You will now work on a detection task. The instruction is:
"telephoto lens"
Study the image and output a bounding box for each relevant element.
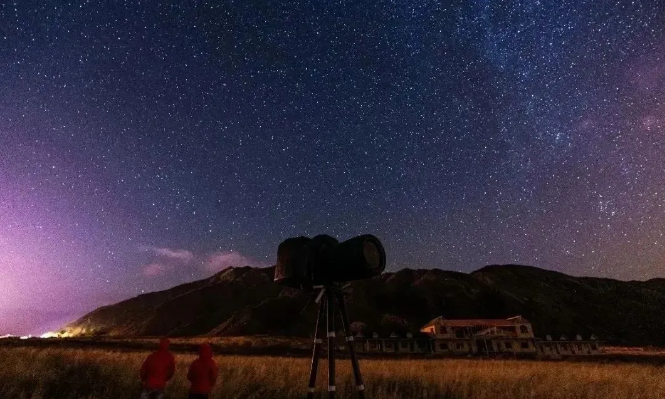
[274,234,386,288]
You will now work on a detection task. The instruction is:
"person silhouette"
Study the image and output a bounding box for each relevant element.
[140,337,176,399]
[187,343,219,399]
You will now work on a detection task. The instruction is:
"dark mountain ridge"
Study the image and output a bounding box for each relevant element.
[63,265,665,346]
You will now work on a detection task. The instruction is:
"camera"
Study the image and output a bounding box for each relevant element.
[274,234,386,288]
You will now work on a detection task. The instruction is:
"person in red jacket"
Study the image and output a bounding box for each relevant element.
[140,337,176,399]
[187,343,219,399]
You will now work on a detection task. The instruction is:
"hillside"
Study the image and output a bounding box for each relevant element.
[63,265,665,346]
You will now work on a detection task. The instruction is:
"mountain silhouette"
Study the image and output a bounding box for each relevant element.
[63,265,665,346]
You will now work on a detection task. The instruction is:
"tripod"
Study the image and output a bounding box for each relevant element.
[306,285,365,399]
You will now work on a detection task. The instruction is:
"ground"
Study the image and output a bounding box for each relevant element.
[2,339,665,399]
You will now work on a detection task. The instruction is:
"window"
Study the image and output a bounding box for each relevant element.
[520,342,529,349]
[591,343,598,350]
[456,343,464,350]
[455,329,465,338]
[438,343,446,350]
[400,342,409,349]
[504,342,511,350]
[370,342,379,350]
[520,325,529,334]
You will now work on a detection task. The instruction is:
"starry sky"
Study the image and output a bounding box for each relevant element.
[1,0,664,335]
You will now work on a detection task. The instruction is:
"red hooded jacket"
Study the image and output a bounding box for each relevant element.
[140,338,176,391]
[187,343,219,394]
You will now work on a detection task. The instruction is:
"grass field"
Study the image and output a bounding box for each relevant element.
[2,346,665,399]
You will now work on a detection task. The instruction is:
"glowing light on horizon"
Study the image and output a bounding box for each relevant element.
[40,331,70,339]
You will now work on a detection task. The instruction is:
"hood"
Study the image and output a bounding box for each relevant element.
[158,337,170,351]
[199,343,213,359]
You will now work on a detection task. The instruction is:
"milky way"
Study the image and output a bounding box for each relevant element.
[1,1,664,334]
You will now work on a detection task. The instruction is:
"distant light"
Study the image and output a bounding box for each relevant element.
[40,331,69,339]
[40,332,57,338]
[0,334,14,339]
[19,335,32,340]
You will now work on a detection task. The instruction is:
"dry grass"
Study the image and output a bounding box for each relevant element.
[1,346,665,399]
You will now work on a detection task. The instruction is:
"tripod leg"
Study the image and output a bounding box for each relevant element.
[307,293,327,399]
[335,291,366,399]
[327,290,336,398]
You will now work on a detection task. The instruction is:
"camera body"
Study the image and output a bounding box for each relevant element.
[274,234,386,288]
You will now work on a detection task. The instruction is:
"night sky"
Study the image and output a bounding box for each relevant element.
[1,1,664,335]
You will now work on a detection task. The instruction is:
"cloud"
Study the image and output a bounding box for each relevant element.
[205,251,264,272]
[140,246,194,262]
[138,245,266,277]
[142,263,165,277]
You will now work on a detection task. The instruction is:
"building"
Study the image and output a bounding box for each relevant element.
[421,315,537,355]
[535,334,602,359]
[349,315,602,358]
[351,332,431,354]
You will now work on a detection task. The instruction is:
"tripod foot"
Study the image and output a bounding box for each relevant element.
[307,290,327,399]
[335,290,367,399]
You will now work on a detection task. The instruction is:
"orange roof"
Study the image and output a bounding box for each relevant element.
[422,315,529,328]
